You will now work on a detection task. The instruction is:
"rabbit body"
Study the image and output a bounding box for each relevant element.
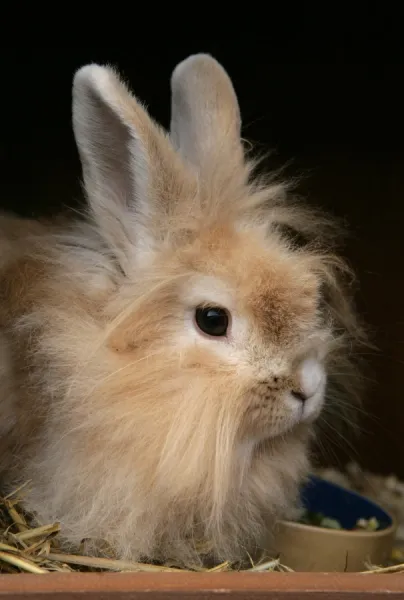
[0,55,363,566]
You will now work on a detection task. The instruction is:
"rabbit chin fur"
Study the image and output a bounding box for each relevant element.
[0,54,365,567]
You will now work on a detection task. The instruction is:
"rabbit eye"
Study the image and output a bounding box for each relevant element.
[195,306,229,337]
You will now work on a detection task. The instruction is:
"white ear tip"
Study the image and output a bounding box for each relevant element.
[74,64,105,86]
[171,53,223,84]
[73,64,118,96]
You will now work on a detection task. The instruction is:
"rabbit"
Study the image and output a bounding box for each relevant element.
[0,54,366,567]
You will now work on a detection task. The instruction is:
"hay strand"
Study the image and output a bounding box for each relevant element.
[360,563,404,575]
[15,523,60,542]
[45,553,184,572]
[0,551,48,574]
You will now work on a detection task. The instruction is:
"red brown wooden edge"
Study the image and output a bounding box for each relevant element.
[0,572,403,599]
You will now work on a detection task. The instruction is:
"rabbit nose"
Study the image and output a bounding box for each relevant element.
[290,390,307,403]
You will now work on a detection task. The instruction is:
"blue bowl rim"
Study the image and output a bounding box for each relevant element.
[280,474,397,537]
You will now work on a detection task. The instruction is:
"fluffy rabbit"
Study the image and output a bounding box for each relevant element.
[0,54,365,567]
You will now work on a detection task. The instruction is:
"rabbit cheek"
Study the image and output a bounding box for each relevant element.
[241,396,294,440]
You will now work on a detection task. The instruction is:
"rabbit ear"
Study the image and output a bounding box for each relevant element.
[170,54,244,174]
[73,64,189,273]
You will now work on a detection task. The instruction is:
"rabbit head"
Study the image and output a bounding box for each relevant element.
[72,55,333,438]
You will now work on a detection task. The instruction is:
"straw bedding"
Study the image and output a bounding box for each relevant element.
[1,464,403,575]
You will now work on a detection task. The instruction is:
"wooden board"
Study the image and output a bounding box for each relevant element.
[0,572,403,599]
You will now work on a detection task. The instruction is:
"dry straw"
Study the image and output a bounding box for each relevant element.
[0,481,402,575]
[0,483,290,575]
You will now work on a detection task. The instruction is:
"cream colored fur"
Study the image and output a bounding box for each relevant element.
[0,55,366,567]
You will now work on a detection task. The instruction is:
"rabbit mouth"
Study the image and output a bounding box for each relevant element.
[241,383,326,440]
[241,403,302,440]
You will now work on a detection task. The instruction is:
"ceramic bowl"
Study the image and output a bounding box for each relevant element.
[270,475,397,572]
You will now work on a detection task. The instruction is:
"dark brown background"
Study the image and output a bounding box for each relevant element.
[1,22,403,477]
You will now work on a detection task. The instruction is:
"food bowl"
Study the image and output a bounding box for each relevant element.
[270,475,397,572]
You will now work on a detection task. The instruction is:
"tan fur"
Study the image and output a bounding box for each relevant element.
[0,55,366,567]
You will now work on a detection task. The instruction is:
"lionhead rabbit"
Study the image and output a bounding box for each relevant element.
[0,54,364,567]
